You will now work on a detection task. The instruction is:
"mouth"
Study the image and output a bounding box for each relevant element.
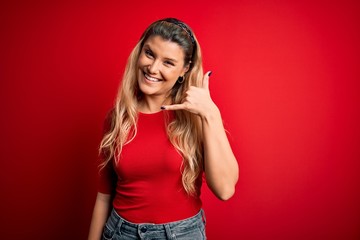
[143,72,162,82]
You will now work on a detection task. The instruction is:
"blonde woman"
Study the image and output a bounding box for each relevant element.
[88,18,238,240]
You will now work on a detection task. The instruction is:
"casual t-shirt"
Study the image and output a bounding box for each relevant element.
[98,111,202,223]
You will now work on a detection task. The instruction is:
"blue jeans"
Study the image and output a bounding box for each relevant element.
[102,209,207,240]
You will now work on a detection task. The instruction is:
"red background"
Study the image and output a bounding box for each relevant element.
[1,1,359,239]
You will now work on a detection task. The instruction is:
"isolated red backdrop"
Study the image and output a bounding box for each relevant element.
[1,1,359,239]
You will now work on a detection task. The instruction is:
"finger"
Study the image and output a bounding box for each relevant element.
[161,103,186,111]
[202,71,212,89]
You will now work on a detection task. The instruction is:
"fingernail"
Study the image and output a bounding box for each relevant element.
[208,71,212,77]
[160,106,165,110]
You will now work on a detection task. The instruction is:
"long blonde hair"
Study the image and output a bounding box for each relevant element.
[99,18,204,195]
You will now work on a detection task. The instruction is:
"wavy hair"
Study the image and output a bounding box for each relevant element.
[99,18,204,195]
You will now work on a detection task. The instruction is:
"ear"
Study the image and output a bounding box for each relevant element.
[181,62,190,76]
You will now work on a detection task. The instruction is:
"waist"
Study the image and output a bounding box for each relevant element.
[112,183,202,223]
[106,208,206,237]
[112,196,202,224]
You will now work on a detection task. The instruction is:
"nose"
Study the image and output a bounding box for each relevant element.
[148,60,161,74]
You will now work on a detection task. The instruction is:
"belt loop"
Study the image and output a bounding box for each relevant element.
[115,213,124,237]
[164,224,176,240]
[201,209,206,225]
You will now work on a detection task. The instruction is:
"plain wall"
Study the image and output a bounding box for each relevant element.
[1,0,359,239]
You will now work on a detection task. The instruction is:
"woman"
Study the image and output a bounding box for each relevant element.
[88,18,238,240]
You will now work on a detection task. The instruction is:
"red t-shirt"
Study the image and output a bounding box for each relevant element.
[98,111,202,223]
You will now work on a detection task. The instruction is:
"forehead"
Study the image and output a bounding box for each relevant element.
[143,35,185,62]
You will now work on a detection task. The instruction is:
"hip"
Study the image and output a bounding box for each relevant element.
[102,208,207,240]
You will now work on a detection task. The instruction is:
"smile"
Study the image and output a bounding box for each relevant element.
[144,72,162,82]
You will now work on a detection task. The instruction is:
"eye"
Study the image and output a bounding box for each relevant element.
[164,60,175,66]
[144,49,153,58]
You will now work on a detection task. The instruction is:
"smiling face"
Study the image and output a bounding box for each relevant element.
[137,35,189,102]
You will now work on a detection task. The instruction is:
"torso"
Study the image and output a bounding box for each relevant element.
[111,111,202,223]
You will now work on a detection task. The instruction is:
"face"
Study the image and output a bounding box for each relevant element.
[137,35,189,100]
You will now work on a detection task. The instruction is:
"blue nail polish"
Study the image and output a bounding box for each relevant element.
[208,71,212,77]
[160,106,165,110]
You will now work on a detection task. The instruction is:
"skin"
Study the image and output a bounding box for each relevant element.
[137,35,189,113]
[88,192,111,240]
[162,72,239,201]
[88,35,238,240]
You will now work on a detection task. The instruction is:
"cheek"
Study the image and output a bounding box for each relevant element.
[163,70,180,83]
[169,66,184,77]
[138,53,150,68]
[137,55,145,68]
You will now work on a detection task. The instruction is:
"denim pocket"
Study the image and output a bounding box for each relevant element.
[172,225,206,240]
[102,224,114,240]
[199,225,207,240]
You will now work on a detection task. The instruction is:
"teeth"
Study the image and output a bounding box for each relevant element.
[145,74,160,82]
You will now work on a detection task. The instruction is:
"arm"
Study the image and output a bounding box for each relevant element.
[88,192,112,240]
[201,106,238,200]
[162,71,239,200]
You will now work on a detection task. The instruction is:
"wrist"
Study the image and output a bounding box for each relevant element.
[200,105,221,122]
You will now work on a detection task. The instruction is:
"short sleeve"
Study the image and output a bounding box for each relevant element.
[97,159,117,194]
[97,109,117,194]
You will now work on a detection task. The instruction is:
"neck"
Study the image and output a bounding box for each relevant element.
[138,95,171,113]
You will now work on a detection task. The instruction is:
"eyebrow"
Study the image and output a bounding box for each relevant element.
[143,44,179,63]
[164,57,178,63]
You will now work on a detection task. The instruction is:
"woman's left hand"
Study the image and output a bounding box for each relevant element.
[161,71,218,117]
[163,70,238,200]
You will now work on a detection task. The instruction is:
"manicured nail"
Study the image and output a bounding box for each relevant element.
[160,106,165,110]
[208,71,212,77]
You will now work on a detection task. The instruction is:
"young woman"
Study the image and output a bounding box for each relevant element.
[88,18,239,240]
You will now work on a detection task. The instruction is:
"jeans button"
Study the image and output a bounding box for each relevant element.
[140,226,147,233]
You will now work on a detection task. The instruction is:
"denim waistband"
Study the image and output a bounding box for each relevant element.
[105,208,206,239]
